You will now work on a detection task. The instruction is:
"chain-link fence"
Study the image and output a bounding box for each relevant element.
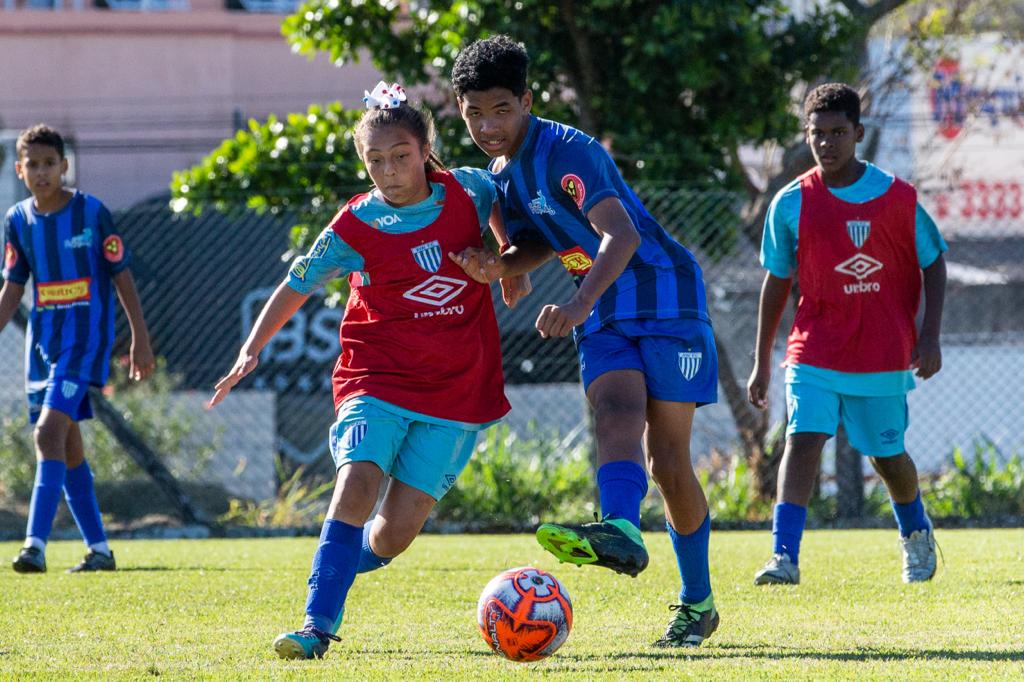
[1,186,1021,501]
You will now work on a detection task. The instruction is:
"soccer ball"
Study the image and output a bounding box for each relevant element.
[477,566,573,662]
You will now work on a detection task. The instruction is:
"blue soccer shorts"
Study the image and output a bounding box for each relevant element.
[329,398,479,501]
[577,318,718,405]
[785,381,909,457]
[28,375,93,425]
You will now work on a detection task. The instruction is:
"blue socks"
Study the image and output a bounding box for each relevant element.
[597,460,648,529]
[304,519,362,633]
[64,460,109,552]
[891,492,929,537]
[356,520,392,574]
[772,502,807,565]
[26,460,67,548]
[667,512,712,604]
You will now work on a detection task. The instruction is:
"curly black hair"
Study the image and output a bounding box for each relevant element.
[451,35,529,97]
[16,123,65,159]
[803,83,861,126]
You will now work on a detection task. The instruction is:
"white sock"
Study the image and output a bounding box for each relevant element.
[24,537,46,552]
[89,541,111,556]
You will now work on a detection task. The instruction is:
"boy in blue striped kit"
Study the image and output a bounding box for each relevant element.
[1,124,155,573]
[450,36,720,647]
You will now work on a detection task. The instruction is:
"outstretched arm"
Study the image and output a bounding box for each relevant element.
[913,253,946,379]
[487,202,533,309]
[208,280,309,407]
[0,281,25,334]
[747,272,792,409]
[112,269,156,382]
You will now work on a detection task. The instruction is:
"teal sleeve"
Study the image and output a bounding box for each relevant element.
[287,227,364,294]
[915,202,948,268]
[450,167,497,230]
[760,182,801,279]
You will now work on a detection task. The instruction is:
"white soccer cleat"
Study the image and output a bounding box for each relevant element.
[753,552,800,585]
[900,522,937,583]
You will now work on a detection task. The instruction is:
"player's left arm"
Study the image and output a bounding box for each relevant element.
[112,269,155,382]
[912,202,947,379]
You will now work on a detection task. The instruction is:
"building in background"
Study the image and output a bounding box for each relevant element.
[0,0,379,210]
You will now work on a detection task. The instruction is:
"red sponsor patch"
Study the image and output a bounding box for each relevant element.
[102,235,124,263]
[557,246,593,276]
[4,243,16,270]
[560,174,586,210]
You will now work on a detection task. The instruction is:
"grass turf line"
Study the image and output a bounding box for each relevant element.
[1,529,1022,680]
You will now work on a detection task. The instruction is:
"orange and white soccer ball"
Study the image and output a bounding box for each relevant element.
[477,566,573,662]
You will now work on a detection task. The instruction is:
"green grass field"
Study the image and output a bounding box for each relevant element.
[2,529,1022,680]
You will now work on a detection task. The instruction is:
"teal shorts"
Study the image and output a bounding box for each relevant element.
[329,398,479,500]
[785,382,908,457]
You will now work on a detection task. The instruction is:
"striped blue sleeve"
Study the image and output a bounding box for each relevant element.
[449,167,497,231]
[2,209,30,284]
[915,202,947,268]
[287,227,363,295]
[97,203,132,274]
[760,181,801,279]
[547,137,618,215]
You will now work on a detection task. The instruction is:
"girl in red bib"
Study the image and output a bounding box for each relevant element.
[209,82,520,660]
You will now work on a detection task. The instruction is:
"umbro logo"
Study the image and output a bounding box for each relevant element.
[880,428,899,443]
[835,253,883,280]
[403,275,467,307]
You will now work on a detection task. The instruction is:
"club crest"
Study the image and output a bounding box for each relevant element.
[847,220,871,248]
[61,380,79,400]
[411,240,443,273]
[678,351,702,381]
[344,421,367,450]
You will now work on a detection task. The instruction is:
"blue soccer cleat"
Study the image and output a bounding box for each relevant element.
[273,626,340,660]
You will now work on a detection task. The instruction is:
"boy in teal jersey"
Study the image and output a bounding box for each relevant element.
[748,83,947,585]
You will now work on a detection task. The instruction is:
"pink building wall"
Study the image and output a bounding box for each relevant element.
[0,4,380,208]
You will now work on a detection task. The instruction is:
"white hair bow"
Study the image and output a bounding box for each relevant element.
[362,81,407,110]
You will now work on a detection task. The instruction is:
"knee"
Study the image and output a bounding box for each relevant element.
[592,398,646,444]
[647,455,691,496]
[33,423,65,458]
[368,522,416,558]
[870,453,912,477]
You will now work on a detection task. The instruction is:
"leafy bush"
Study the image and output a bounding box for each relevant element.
[432,425,594,531]
[924,440,1024,518]
[218,462,333,528]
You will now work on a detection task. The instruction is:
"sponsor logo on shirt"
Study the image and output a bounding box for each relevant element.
[64,228,93,250]
[403,275,467,307]
[4,243,16,269]
[378,213,402,227]
[290,261,310,281]
[560,174,586,210]
[309,231,333,259]
[557,246,593,276]
[846,220,871,248]
[36,277,91,307]
[528,190,557,216]
[411,240,443,273]
[835,253,883,294]
[102,235,124,263]
[678,351,702,381]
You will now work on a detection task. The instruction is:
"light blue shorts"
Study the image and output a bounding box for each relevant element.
[28,375,93,425]
[577,318,718,405]
[786,382,908,457]
[329,398,479,500]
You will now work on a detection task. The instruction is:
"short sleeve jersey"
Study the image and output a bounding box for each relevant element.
[3,191,130,387]
[760,162,948,395]
[490,116,710,339]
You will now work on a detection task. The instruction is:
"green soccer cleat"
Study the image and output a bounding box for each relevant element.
[753,552,800,586]
[273,626,341,660]
[652,596,720,648]
[66,550,116,573]
[12,546,46,574]
[536,516,649,577]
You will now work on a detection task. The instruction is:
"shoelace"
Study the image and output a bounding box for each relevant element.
[666,602,702,635]
[297,626,340,644]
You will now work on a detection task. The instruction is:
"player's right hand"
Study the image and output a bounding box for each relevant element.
[747,365,771,410]
[207,351,259,409]
[449,247,503,284]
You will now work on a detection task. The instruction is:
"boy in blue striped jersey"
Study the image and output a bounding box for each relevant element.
[1,124,155,574]
[449,36,720,647]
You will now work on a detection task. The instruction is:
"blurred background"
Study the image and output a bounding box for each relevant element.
[1,0,1021,534]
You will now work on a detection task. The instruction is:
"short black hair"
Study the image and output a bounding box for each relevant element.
[451,35,529,98]
[16,123,65,159]
[803,83,861,127]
